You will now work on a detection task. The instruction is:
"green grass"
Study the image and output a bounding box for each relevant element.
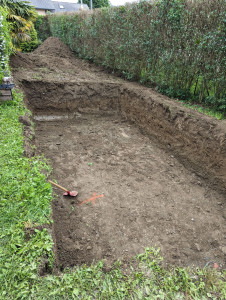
[0,91,53,298]
[0,90,225,299]
[180,102,225,120]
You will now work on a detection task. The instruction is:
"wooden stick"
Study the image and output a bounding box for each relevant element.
[48,180,68,192]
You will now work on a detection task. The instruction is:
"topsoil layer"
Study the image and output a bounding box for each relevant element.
[11,38,226,269]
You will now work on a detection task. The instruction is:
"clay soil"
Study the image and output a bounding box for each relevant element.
[11,38,226,269]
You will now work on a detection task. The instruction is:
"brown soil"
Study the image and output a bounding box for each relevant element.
[11,38,226,269]
[19,114,35,158]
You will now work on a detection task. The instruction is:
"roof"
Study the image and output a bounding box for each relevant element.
[51,1,89,13]
[26,0,55,10]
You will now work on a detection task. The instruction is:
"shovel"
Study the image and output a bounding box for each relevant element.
[48,180,78,197]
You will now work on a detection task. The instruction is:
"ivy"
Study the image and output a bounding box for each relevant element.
[0,6,11,83]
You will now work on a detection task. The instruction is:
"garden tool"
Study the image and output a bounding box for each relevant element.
[48,180,78,197]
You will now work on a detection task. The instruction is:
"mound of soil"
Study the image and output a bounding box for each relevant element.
[11,51,33,69]
[11,37,108,81]
[34,37,75,58]
[11,38,226,270]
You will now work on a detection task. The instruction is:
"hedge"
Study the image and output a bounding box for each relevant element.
[34,15,51,42]
[48,0,225,113]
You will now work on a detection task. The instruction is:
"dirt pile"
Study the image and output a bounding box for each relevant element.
[11,37,110,82]
[34,37,74,58]
[11,51,33,69]
[11,38,226,269]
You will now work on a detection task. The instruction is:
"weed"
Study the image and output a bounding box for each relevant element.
[32,73,42,80]
[181,102,225,120]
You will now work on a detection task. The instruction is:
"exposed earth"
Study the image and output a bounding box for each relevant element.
[11,38,226,269]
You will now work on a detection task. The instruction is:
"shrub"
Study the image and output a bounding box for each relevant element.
[48,0,226,113]
[19,23,39,52]
[34,15,51,42]
[0,0,37,50]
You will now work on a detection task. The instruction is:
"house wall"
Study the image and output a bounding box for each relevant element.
[36,9,47,15]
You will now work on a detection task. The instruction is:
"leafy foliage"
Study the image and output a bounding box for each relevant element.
[0,6,12,83]
[0,0,38,50]
[19,23,39,52]
[48,0,226,113]
[34,15,51,42]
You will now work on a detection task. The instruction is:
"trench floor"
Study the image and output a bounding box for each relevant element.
[35,113,226,268]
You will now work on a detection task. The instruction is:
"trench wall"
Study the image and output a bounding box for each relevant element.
[21,78,226,193]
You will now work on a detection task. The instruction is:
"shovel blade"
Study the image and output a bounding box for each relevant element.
[63,191,78,197]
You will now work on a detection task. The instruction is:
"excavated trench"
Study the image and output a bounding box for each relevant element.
[11,38,226,269]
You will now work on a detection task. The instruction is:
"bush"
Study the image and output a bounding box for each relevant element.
[1,0,38,51]
[19,24,39,52]
[34,15,51,42]
[48,0,226,113]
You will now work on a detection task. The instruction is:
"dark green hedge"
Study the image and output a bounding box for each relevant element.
[48,0,225,112]
[34,15,51,42]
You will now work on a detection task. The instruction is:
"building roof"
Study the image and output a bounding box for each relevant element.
[16,0,89,13]
[26,0,55,10]
[51,1,89,13]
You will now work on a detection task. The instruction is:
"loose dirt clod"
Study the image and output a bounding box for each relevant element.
[11,38,226,269]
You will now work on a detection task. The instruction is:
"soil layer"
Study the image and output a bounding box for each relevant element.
[11,38,226,269]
